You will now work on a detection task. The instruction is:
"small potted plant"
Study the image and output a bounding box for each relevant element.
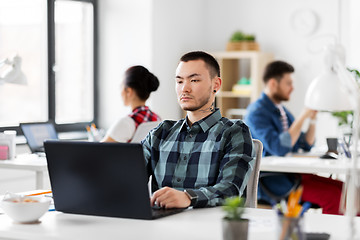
[226,30,259,51]
[222,197,249,240]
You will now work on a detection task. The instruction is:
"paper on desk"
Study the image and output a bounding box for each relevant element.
[263,157,318,165]
[243,213,277,232]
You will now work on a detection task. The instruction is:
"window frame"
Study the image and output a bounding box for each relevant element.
[0,0,98,134]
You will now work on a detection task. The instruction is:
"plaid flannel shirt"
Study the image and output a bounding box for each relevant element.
[142,109,254,208]
[129,106,161,128]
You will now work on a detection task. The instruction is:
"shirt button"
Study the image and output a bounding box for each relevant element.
[177,178,181,182]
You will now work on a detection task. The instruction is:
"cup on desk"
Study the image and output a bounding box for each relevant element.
[278,215,305,240]
[326,138,338,153]
[320,138,339,159]
[0,130,16,160]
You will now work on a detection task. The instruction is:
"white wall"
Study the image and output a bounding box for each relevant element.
[98,0,206,126]
[98,0,152,129]
[204,0,343,145]
[347,0,360,69]
[150,0,206,120]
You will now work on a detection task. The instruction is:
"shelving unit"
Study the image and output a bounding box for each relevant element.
[212,51,274,119]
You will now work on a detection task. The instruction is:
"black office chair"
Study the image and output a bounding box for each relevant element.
[258,173,320,209]
[258,172,301,203]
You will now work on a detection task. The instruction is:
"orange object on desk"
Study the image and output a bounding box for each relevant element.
[26,191,52,196]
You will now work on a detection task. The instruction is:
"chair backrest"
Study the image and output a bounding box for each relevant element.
[130,121,161,143]
[244,139,263,208]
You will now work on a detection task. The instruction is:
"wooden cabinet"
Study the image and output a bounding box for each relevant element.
[212,51,274,118]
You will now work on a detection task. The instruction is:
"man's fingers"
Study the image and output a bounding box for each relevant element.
[163,199,178,209]
[150,187,169,206]
[150,190,161,206]
[155,191,171,207]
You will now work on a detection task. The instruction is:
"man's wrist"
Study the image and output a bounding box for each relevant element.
[184,189,198,207]
[309,118,317,125]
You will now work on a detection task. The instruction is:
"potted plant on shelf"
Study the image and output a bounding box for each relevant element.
[222,197,249,240]
[226,30,259,51]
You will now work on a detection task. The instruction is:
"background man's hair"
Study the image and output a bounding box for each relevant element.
[180,51,220,78]
[263,60,294,83]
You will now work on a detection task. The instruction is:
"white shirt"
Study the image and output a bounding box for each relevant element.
[105,116,136,142]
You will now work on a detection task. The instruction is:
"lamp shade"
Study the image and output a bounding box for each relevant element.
[304,70,353,111]
[0,55,27,85]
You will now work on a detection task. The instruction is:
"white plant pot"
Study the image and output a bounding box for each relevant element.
[222,218,249,240]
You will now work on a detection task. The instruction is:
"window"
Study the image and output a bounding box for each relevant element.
[0,0,48,126]
[0,0,97,133]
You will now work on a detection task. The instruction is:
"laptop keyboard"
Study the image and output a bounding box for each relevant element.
[151,206,185,219]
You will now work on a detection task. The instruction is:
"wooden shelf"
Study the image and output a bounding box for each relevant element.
[226,108,247,119]
[216,91,251,98]
[212,51,274,119]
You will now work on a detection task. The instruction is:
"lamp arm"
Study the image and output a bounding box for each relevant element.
[336,60,360,239]
[0,55,22,83]
[0,58,9,67]
[336,60,360,109]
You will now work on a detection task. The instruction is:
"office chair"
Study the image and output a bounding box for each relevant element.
[244,139,263,208]
[130,121,161,143]
[258,172,301,203]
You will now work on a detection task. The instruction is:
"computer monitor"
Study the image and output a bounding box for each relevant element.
[20,122,58,153]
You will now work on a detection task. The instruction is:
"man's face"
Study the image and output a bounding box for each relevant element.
[273,73,294,102]
[175,60,215,111]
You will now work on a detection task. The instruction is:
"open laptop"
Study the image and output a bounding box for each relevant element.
[44,140,185,220]
[20,122,58,153]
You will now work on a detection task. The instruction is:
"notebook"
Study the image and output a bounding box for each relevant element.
[20,122,58,153]
[44,140,185,220]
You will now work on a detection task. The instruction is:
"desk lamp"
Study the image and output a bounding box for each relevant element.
[0,55,27,85]
[305,44,360,240]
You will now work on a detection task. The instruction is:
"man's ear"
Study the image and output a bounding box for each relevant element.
[213,77,222,92]
[267,78,278,90]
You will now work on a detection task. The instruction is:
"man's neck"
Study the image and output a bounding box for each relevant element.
[264,90,281,105]
[186,103,215,127]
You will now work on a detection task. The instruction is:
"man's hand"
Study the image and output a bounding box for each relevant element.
[302,108,317,119]
[150,186,191,209]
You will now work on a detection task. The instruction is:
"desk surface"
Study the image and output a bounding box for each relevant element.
[260,156,351,175]
[0,154,47,171]
[3,154,349,175]
[0,207,357,240]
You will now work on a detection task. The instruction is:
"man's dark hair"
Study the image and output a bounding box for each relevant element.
[180,51,220,78]
[263,61,294,84]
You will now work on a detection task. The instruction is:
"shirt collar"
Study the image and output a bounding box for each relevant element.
[132,105,148,113]
[260,92,280,115]
[180,108,222,132]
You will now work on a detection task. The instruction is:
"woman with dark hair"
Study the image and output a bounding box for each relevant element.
[102,65,161,142]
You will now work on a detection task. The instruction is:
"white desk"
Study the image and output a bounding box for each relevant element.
[0,154,47,189]
[0,207,357,240]
[260,156,350,175]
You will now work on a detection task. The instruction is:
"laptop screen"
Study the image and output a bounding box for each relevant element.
[44,141,154,219]
[21,122,58,153]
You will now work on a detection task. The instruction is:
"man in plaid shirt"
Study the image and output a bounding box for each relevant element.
[142,51,254,208]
